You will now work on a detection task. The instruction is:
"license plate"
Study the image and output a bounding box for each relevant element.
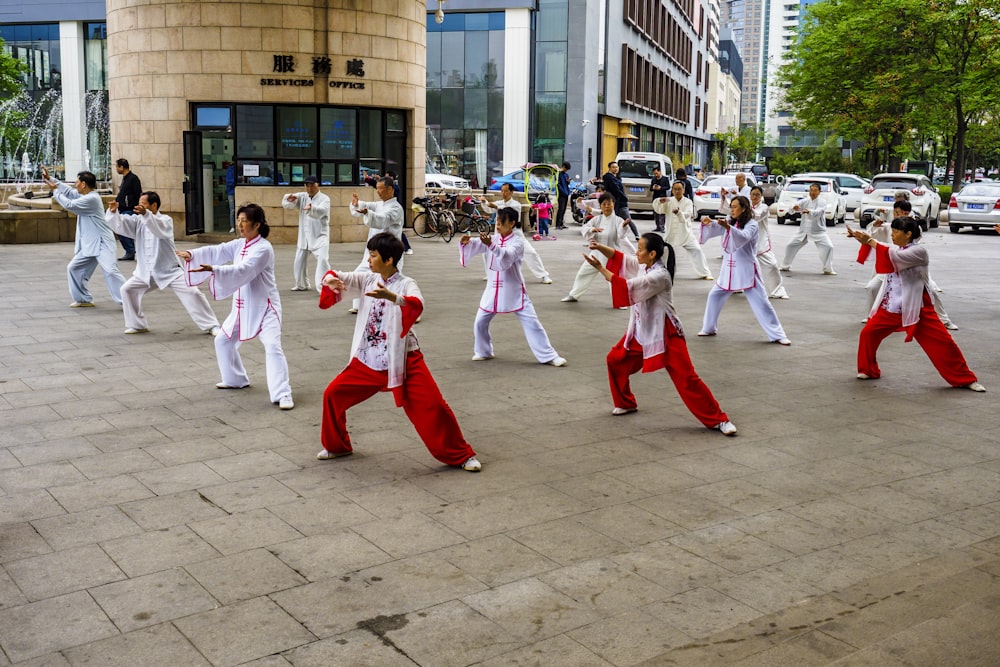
[711,193,719,199]
[883,196,894,202]
[966,203,985,210]
[628,186,644,193]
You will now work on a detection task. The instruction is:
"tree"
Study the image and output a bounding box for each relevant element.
[717,125,769,165]
[0,39,27,154]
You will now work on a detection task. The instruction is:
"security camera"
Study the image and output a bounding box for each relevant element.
[581,119,590,127]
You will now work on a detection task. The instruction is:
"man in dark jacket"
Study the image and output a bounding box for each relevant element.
[556,161,571,230]
[114,158,142,260]
[601,162,638,240]
[649,167,671,232]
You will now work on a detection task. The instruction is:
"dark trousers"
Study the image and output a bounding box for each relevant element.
[556,194,568,228]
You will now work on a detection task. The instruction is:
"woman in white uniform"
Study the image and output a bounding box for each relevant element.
[178,203,294,410]
[749,185,788,299]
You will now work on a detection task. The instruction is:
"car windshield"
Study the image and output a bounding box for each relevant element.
[958,184,1000,196]
[871,178,922,190]
[617,160,659,179]
[702,176,741,188]
[785,181,831,192]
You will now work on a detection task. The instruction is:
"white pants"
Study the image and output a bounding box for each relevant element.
[292,243,330,292]
[756,250,788,298]
[483,238,550,282]
[215,310,292,403]
[121,274,220,332]
[782,228,834,272]
[701,282,787,341]
[567,259,608,300]
[67,250,126,304]
[473,300,560,363]
[674,236,712,278]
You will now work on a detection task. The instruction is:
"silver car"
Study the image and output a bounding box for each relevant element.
[692,174,758,218]
[947,183,1000,233]
[795,172,870,212]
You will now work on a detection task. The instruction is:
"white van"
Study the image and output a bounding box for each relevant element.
[613,152,674,213]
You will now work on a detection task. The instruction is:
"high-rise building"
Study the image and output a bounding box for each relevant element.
[720,0,768,128]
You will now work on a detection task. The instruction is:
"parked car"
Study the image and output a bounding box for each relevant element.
[775,177,848,226]
[488,169,526,191]
[794,172,870,211]
[857,173,941,230]
[946,182,1000,233]
[692,173,758,218]
[615,152,674,213]
[425,163,469,191]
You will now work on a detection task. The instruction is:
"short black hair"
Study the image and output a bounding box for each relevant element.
[496,206,521,229]
[750,185,763,195]
[598,192,615,204]
[562,161,571,169]
[893,200,912,214]
[140,191,160,208]
[77,171,97,189]
[116,158,129,169]
[367,232,404,266]
[890,216,921,240]
[500,182,515,193]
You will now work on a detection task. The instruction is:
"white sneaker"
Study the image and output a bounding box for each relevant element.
[317,449,351,460]
[471,355,494,361]
[944,322,959,331]
[278,396,294,410]
[857,373,872,380]
[540,277,553,284]
[965,382,986,392]
[291,286,309,291]
[69,301,95,308]
[774,338,791,346]
[823,270,838,276]
[123,328,149,334]
[716,421,738,436]
[702,275,715,280]
[462,456,482,472]
[779,266,791,272]
[209,326,221,336]
[560,295,577,302]
[229,227,235,234]
[547,357,567,367]
[216,382,249,389]
[348,307,359,314]
[405,249,414,255]
[611,407,637,416]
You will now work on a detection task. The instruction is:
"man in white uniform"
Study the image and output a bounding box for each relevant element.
[348,176,404,313]
[108,192,220,335]
[658,181,713,280]
[749,185,788,298]
[780,182,836,274]
[485,183,553,284]
[561,193,636,302]
[283,175,331,292]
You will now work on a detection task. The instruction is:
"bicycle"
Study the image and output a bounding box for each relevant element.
[453,196,493,235]
[411,195,458,242]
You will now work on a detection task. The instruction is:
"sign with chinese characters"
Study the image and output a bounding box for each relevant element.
[260,55,367,89]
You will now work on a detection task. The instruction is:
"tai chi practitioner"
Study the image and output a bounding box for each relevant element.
[485,183,553,284]
[561,193,636,302]
[348,176,404,313]
[698,196,791,345]
[847,218,983,391]
[780,182,835,274]
[178,203,294,410]
[283,175,331,292]
[108,192,220,335]
[860,201,957,329]
[42,168,126,307]
[583,232,738,435]
[459,207,567,366]
[749,185,788,299]
[657,181,713,280]
[316,232,481,471]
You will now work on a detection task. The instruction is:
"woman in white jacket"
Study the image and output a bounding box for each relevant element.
[847,217,983,391]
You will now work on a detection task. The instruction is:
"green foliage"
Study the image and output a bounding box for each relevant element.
[0,39,27,152]
[937,185,952,201]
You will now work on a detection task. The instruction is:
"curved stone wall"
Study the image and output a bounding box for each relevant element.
[106,0,427,242]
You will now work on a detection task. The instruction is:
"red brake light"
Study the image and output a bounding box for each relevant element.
[994,199,1000,210]
[695,188,711,196]
[949,196,957,208]
[491,179,496,185]
[911,187,925,196]
[863,185,874,194]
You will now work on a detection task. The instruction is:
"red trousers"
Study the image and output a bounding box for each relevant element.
[321,351,475,466]
[606,322,728,428]
[858,298,977,386]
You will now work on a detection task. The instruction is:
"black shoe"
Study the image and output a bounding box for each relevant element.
[118,255,134,261]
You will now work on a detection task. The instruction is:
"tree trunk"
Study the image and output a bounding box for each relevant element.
[952,99,967,190]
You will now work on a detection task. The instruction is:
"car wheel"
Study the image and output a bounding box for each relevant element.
[777,216,785,225]
[929,207,939,228]
[949,223,960,234]
[826,217,835,227]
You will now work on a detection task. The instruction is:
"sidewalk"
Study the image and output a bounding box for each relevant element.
[0,217,998,665]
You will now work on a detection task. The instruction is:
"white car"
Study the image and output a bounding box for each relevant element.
[857,173,941,230]
[775,178,847,226]
[692,173,759,218]
[794,172,870,211]
[425,165,469,191]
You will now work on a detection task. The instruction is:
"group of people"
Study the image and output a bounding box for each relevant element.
[52,161,987,478]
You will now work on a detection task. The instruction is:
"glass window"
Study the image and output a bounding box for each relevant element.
[360,159,383,184]
[195,106,232,129]
[426,89,441,127]
[426,32,442,88]
[535,0,568,41]
[358,109,382,159]
[321,161,355,185]
[277,106,317,159]
[487,89,504,128]
[535,42,566,93]
[83,22,107,90]
[387,111,405,133]
[487,30,504,88]
[236,106,274,157]
[440,32,465,86]
[464,88,487,128]
[441,89,463,128]
[237,159,277,185]
[464,31,488,88]
[277,160,314,184]
[319,108,356,159]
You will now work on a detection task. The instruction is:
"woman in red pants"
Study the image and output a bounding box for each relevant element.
[847,218,984,391]
[583,233,737,435]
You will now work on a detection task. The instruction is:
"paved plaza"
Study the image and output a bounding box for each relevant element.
[1,215,999,666]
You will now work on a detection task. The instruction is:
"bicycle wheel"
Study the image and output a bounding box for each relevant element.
[472,217,492,235]
[452,212,473,235]
[439,211,457,242]
[412,212,438,238]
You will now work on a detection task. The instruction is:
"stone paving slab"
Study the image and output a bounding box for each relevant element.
[1,217,999,664]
